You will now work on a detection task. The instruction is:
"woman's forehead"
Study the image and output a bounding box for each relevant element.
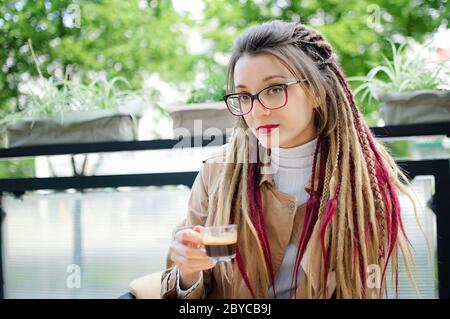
[234,54,291,87]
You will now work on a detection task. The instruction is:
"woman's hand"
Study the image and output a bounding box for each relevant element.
[170,225,216,289]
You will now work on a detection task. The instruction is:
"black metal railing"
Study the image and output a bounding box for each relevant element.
[0,122,449,299]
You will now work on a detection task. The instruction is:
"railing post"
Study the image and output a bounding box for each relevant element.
[0,192,4,299]
[435,160,450,299]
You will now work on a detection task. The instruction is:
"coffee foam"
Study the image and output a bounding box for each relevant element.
[202,233,237,245]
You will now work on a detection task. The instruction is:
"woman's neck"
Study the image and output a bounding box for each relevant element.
[270,137,318,169]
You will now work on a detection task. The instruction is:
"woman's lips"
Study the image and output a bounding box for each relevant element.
[256,124,280,135]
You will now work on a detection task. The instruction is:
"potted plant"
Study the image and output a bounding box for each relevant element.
[1,77,146,148]
[0,41,145,148]
[351,40,450,125]
[165,64,235,137]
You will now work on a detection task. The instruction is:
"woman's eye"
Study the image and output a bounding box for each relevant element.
[240,95,251,103]
[268,86,283,95]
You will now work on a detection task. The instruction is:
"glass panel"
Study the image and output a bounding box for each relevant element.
[3,176,438,298]
[4,188,189,298]
[386,176,438,298]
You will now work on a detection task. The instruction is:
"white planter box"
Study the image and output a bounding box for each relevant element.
[6,104,142,147]
[165,101,235,137]
[378,90,450,125]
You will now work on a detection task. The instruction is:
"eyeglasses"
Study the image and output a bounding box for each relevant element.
[223,79,307,116]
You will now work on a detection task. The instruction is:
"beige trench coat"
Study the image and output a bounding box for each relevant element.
[129,144,336,299]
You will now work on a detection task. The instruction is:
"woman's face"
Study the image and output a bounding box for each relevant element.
[233,53,317,148]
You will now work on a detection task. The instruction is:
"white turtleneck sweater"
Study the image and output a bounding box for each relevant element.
[270,137,317,204]
[177,137,318,298]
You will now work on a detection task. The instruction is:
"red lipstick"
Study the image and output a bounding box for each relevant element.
[257,124,280,134]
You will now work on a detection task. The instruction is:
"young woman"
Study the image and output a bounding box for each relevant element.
[151,20,419,299]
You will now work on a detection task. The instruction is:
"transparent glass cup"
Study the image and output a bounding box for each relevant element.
[200,224,238,262]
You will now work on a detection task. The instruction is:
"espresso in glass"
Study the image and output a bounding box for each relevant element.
[201,225,238,262]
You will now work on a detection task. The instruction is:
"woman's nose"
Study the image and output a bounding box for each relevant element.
[251,98,271,118]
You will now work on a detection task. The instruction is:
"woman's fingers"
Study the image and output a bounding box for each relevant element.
[170,253,216,277]
[193,225,203,233]
[170,241,207,260]
[170,226,217,275]
[175,228,203,246]
[171,254,215,269]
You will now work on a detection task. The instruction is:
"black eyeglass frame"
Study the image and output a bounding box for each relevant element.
[223,78,308,116]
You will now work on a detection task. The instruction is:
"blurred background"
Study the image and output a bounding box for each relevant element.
[0,0,449,298]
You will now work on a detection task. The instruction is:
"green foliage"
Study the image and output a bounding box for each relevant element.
[0,39,146,131]
[383,140,412,158]
[0,159,35,178]
[186,64,227,103]
[350,40,450,104]
[1,0,448,124]
[198,0,448,119]
[0,0,199,113]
